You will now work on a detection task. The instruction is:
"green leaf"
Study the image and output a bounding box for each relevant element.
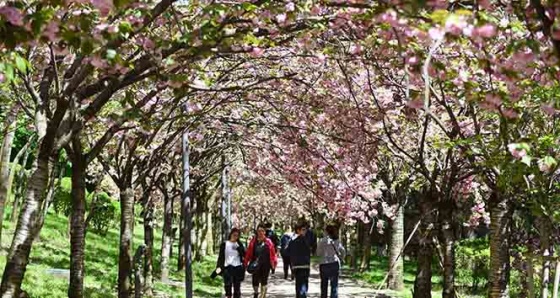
[543,156,557,167]
[521,156,532,166]
[15,56,27,74]
[106,49,117,60]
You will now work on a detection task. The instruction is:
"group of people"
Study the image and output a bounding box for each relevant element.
[212,220,346,298]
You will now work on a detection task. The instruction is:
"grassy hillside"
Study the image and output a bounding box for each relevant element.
[0,208,221,298]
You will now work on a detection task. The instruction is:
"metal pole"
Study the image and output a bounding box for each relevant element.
[182,128,192,298]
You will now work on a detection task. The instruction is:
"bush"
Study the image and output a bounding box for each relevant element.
[88,192,119,235]
[455,237,490,292]
[53,177,72,216]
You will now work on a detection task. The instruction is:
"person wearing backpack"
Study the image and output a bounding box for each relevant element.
[280,227,295,280]
[317,224,346,298]
[244,223,278,298]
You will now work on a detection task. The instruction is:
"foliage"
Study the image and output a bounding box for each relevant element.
[87,192,119,236]
[52,177,73,216]
[455,238,490,292]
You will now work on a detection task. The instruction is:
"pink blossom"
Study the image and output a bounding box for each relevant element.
[475,24,496,38]
[316,53,327,62]
[276,13,287,24]
[507,144,526,159]
[91,0,113,16]
[406,99,423,109]
[0,6,24,26]
[250,47,264,57]
[90,56,106,68]
[285,2,295,12]
[43,21,60,42]
[428,27,445,40]
[142,37,155,50]
[349,44,362,55]
[0,73,4,83]
[502,108,518,119]
[107,25,119,33]
[407,56,419,65]
[541,104,558,116]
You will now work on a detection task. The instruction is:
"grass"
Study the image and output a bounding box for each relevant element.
[350,255,484,298]
[0,207,222,298]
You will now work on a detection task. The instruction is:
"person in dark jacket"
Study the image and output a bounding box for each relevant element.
[245,224,278,298]
[280,228,295,280]
[304,222,317,255]
[264,222,280,274]
[286,222,311,298]
[214,228,245,298]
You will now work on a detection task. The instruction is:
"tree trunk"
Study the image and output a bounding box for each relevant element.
[540,218,552,298]
[11,140,32,224]
[142,192,154,296]
[118,187,135,298]
[440,201,456,298]
[414,192,435,298]
[552,261,560,298]
[133,245,146,298]
[68,137,87,298]
[360,222,372,272]
[0,109,18,246]
[0,155,52,298]
[160,188,172,282]
[388,204,404,291]
[488,192,511,298]
[205,208,214,256]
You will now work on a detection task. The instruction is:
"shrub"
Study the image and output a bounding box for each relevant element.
[52,177,72,216]
[455,237,490,292]
[87,192,119,235]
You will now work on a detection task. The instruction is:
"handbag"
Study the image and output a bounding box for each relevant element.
[247,241,261,274]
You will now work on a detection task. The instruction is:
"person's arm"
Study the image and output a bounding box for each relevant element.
[268,239,278,268]
[238,241,246,265]
[244,240,254,267]
[216,243,225,272]
[337,241,346,259]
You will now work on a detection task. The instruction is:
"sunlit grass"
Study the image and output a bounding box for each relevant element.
[0,207,221,297]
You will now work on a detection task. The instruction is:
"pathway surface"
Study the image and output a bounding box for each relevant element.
[240,258,396,298]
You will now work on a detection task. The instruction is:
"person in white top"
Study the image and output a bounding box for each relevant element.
[215,228,246,298]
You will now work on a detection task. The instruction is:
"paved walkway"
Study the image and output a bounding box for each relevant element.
[240,258,395,298]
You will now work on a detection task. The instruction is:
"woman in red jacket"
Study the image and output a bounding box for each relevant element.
[244,223,278,298]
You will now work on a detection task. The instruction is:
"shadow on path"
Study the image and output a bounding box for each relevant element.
[239,258,398,298]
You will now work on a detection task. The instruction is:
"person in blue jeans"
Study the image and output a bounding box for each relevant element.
[286,222,311,298]
[317,224,346,298]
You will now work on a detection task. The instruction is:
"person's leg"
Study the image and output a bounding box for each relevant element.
[233,281,241,298]
[294,269,302,298]
[224,267,233,298]
[252,271,260,298]
[261,266,270,298]
[283,255,290,279]
[320,265,328,298]
[327,263,340,298]
[302,268,310,298]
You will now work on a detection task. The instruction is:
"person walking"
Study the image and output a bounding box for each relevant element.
[264,222,280,274]
[280,228,295,280]
[287,222,311,298]
[213,228,246,298]
[245,223,278,298]
[317,224,346,298]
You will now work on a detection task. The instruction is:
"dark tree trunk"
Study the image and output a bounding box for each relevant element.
[142,191,154,296]
[118,187,135,298]
[414,192,435,298]
[160,188,172,281]
[133,245,146,298]
[360,222,372,272]
[440,200,456,298]
[488,192,511,298]
[0,154,52,298]
[0,108,18,246]
[388,204,404,291]
[68,136,87,298]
